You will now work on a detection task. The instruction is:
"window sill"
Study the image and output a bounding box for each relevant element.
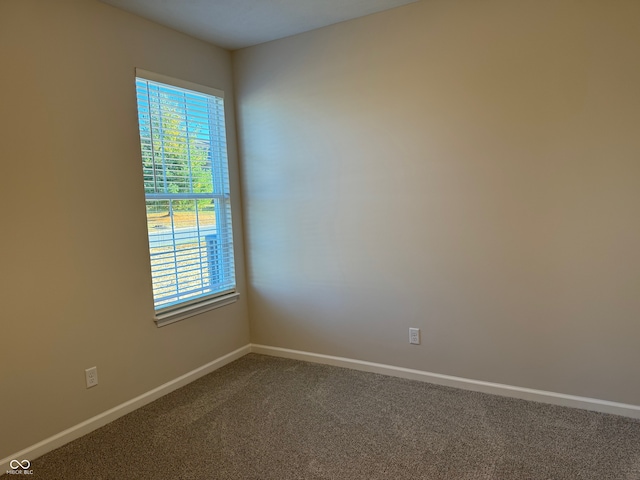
[154,292,240,327]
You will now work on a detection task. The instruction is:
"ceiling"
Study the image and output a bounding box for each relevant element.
[100,0,420,50]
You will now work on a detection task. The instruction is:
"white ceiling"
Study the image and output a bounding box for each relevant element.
[100,0,420,50]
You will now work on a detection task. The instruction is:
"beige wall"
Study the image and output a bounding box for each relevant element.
[234,0,640,405]
[0,0,249,458]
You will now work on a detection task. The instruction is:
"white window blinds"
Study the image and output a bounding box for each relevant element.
[135,71,236,318]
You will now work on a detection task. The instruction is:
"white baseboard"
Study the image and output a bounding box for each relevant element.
[0,344,251,473]
[250,344,640,419]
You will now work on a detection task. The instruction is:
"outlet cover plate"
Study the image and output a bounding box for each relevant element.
[409,328,420,345]
[85,367,98,388]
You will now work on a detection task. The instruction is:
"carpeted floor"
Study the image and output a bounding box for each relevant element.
[10,354,640,479]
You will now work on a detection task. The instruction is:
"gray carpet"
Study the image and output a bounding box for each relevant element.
[10,354,640,479]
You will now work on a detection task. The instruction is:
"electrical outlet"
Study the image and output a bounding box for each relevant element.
[409,328,421,345]
[85,367,98,388]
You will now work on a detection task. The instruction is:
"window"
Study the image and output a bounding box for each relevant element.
[135,69,237,326]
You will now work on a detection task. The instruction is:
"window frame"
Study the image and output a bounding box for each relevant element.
[135,68,238,327]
